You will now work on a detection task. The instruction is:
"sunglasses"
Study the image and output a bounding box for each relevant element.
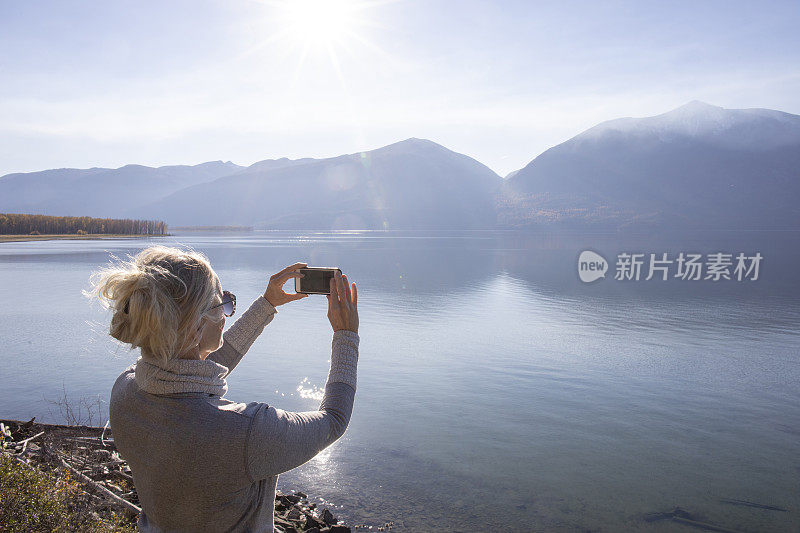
[208,290,236,317]
[122,290,237,317]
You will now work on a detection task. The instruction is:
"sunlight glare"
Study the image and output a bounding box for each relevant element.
[281,0,360,46]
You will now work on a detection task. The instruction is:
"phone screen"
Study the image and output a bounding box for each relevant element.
[298,268,339,294]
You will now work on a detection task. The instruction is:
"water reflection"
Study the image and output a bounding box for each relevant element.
[296,377,324,401]
[1,230,798,531]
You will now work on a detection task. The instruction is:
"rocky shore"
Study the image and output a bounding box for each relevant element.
[1,418,389,533]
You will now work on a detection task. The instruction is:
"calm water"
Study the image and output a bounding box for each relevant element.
[1,231,798,532]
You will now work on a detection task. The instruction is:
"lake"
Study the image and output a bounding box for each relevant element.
[1,230,798,532]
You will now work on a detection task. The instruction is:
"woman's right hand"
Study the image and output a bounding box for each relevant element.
[327,270,358,334]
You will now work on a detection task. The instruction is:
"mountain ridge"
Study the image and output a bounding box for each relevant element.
[133,137,503,230]
[0,160,244,219]
[2,102,798,233]
[502,101,800,232]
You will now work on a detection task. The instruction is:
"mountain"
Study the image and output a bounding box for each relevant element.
[0,161,243,219]
[134,138,503,230]
[500,101,800,232]
[4,102,798,233]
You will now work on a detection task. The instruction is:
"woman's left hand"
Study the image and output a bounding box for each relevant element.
[264,262,309,307]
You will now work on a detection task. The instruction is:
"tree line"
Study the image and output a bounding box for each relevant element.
[0,213,168,235]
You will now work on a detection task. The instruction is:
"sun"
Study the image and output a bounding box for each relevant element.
[249,0,389,87]
[280,0,360,47]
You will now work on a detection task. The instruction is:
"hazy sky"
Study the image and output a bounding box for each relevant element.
[1,0,799,177]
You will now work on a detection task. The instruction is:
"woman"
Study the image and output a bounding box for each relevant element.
[90,245,359,532]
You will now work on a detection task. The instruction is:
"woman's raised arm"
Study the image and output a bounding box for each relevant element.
[245,270,360,478]
[245,330,358,478]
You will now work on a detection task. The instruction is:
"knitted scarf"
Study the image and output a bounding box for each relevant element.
[134,356,229,397]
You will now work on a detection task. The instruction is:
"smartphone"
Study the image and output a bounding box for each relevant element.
[295,267,342,295]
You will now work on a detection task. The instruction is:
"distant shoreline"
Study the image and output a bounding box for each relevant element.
[0,234,171,243]
[168,225,253,231]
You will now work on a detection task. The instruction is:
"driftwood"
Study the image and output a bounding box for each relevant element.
[719,498,789,512]
[2,448,33,469]
[18,430,44,453]
[101,420,111,447]
[1,417,141,522]
[58,455,141,517]
[670,517,742,533]
[643,506,744,533]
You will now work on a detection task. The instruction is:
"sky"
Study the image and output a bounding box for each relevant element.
[1,0,799,177]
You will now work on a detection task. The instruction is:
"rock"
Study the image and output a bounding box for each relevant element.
[275,516,294,526]
[276,522,299,533]
[672,507,693,519]
[643,506,698,523]
[303,515,324,530]
[270,491,350,531]
[320,508,336,525]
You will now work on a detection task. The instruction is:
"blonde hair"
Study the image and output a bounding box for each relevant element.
[85,245,220,364]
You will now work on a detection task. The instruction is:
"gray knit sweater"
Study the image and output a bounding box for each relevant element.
[109,295,359,533]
